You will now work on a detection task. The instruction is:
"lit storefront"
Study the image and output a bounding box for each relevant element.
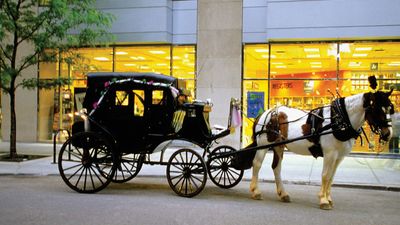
[243,41,400,154]
[38,45,196,141]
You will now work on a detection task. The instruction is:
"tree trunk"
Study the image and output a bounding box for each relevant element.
[9,89,17,159]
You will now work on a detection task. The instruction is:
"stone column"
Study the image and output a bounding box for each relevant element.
[197,0,243,148]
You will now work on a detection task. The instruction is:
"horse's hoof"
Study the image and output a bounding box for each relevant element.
[281,195,291,203]
[251,193,263,200]
[320,203,333,210]
[329,200,334,208]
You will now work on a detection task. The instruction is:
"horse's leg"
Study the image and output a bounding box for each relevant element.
[319,152,338,210]
[272,146,290,202]
[250,149,267,200]
[325,156,344,207]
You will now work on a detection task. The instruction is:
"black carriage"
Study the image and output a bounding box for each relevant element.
[58,72,244,197]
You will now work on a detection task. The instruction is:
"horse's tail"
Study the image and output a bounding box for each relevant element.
[230,114,263,170]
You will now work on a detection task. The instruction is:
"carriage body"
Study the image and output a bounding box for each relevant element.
[73,72,212,153]
[60,72,243,197]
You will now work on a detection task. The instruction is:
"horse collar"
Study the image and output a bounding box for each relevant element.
[331,98,361,142]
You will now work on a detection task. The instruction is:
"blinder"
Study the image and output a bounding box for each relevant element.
[364,91,394,141]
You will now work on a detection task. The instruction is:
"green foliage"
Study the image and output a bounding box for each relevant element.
[0,0,115,91]
[21,77,71,90]
[0,0,114,157]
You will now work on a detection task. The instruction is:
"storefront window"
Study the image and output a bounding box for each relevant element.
[243,44,268,79]
[242,41,400,154]
[114,46,171,75]
[172,46,196,100]
[242,44,269,146]
[270,43,338,110]
[38,51,59,141]
[270,43,337,79]
[338,42,400,153]
[242,80,268,146]
[38,45,196,141]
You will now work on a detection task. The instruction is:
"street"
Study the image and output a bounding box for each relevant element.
[0,175,399,225]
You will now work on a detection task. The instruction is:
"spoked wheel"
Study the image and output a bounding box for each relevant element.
[58,132,116,193]
[112,153,143,183]
[207,145,244,189]
[166,149,207,198]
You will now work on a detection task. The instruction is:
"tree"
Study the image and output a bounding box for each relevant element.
[0,0,114,159]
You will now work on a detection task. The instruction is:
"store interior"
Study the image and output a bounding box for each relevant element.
[37,41,400,154]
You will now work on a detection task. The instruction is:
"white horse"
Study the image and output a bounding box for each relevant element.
[249,90,394,210]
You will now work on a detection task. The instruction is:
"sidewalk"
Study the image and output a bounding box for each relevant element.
[0,142,399,191]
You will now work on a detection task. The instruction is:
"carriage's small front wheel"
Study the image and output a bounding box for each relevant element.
[58,132,116,193]
[111,153,144,183]
[207,145,244,189]
[166,149,207,197]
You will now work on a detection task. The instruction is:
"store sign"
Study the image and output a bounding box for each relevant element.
[247,92,264,118]
[272,83,293,89]
[370,63,378,71]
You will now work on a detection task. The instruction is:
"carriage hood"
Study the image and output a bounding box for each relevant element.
[83,72,178,113]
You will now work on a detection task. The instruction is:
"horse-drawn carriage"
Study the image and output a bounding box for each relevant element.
[58,72,244,197]
[59,73,394,209]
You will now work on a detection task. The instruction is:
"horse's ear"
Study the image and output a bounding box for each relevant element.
[368,75,378,90]
[386,88,394,96]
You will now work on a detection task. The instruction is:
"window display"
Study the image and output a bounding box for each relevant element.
[243,41,400,154]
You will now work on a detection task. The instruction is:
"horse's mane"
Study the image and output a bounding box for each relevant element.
[344,93,365,114]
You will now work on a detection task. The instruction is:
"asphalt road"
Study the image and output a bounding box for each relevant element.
[0,175,399,225]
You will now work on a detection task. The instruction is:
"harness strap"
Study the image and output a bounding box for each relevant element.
[331,98,361,141]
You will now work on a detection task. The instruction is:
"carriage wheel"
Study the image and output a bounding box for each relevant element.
[58,132,116,193]
[111,153,143,183]
[207,145,244,189]
[166,149,207,198]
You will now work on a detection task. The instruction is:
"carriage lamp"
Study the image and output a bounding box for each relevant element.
[63,89,72,100]
[80,108,88,115]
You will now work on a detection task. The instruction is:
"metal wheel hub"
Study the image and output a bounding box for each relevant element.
[183,167,192,178]
[221,162,229,171]
[82,156,93,167]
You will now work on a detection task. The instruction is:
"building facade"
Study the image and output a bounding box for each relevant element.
[1,0,400,154]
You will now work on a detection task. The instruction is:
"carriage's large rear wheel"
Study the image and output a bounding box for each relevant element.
[112,153,143,183]
[58,132,116,193]
[166,149,207,197]
[207,145,244,189]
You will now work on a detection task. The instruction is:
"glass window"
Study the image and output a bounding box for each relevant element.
[242,80,268,147]
[242,42,400,154]
[115,91,129,106]
[38,58,59,141]
[243,44,268,79]
[172,46,195,79]
[172,45,196,100]
[270,43,337,79]
[114,46,171,75]
[38,45,197,141]
[152,90,164,105]
[338,42,400,154]
[61,47,113,79]
[269,43,338,111]
[133,90,145,117]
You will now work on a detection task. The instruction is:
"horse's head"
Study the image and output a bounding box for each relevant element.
[363,89,395,142]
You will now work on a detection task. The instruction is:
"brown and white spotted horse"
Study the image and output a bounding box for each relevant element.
[249,90,394,210]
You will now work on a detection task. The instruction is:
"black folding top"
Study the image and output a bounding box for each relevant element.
[83,72,177,112]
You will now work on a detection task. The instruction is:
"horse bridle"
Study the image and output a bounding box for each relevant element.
[364,92,394,141]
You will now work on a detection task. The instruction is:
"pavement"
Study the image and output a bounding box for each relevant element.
[0,141,399,191]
